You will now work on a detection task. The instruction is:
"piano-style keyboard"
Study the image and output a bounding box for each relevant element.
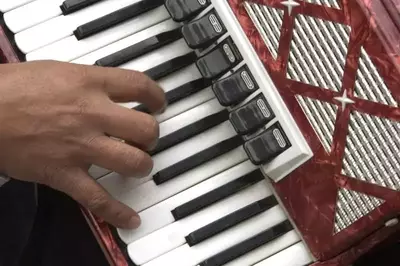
[1,0,315,265]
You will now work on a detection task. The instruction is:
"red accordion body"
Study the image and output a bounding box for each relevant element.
[2,0,400,265]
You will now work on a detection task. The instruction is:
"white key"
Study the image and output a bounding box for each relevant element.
[142,206,288,266]
[70,18,179,64]
[127,180,271,265]
[102,146,247,217]
[15,0,155,54]
[155,86,215,123]
[98,98,226,190]
[89,87,214,180]
[91,65,214,180]
[152,65,214,123]
[119,38,191,72]
[254,242,313,266]
[88,164,110,179]
[4,0,64,33]
[27,9,172,61]
[0,0,34,13]
[158,99,224,138]
[99,118,236,192]
[120,64,214,123]
[224,231,300,266]
[118,160,258,244]
[99,122,238,206]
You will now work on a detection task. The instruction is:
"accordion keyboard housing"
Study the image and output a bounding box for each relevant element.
[1,0,400,265]
[209,0,313,182]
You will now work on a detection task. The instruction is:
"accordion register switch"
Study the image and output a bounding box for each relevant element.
[165,0,211,22]
[196,37,242,79]
[229,93,276,135]
[181,8,227,49]
[244,123,292,165]
[212,65,259,106]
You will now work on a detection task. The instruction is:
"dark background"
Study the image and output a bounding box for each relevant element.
[0,180,399,266]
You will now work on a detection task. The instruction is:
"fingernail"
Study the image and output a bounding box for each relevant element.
[128,215,141,229]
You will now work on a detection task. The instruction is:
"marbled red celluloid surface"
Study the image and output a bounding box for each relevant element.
[1,0,400,265]
[228,0,400,264]
[0,26,19,63]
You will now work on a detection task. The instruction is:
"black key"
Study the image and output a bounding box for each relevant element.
[133,104,150,114]
[198,220,293,266]
[186,196,278,246]
[230,93,275,135]
[212,65,258,106]
[74,0,164,40]
[150,109,229,156]
[165,0,211,22]
[196,37,242,79]
[244,123,291,165]
[134,78,212,114]
[95,28,183,67]
[163,78,211,106]
[153,135,243,185]
[145,52,197,81]
[171,169,264,220]
[181,9,227,49]
[60,0,102,15]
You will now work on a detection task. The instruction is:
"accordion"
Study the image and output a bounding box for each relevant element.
[1,0,400,265]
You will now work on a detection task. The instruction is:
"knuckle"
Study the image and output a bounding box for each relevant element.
[143,115,159,142]
[137,78,150,96]
[123,70,140,85]
[84,134,101,149]
[129,149,153,176]
[76,66,91,84]
[75,97,92,116]
[69,65,95,89]
[143,74,155,89]
[132,71,151,94]
[86,193,109,212]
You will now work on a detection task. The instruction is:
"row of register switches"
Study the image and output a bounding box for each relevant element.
[156,0,294,170]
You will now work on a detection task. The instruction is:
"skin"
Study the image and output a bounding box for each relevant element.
[0,60,166,230]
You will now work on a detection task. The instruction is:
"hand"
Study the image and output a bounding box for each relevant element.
[0,60,166,229]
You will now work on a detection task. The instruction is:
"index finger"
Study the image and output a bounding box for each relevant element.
[82,64,166,114]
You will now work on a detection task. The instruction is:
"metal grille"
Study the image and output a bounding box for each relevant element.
[287,13,350,92]
[244,2,283,59]
[334,188,384,233]
[295,96,337,152]
[302,0,340,9]
[341,111,400,190]
[243,1,397,234]
[354,47,398,107]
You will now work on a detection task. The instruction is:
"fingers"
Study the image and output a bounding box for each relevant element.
[48,166,140,229]
[100,103,160,151]
[84,135,153,178]
[81,64,166,114]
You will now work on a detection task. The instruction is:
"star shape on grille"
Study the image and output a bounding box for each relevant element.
[334,89,355,111]
[281,0,300,15]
